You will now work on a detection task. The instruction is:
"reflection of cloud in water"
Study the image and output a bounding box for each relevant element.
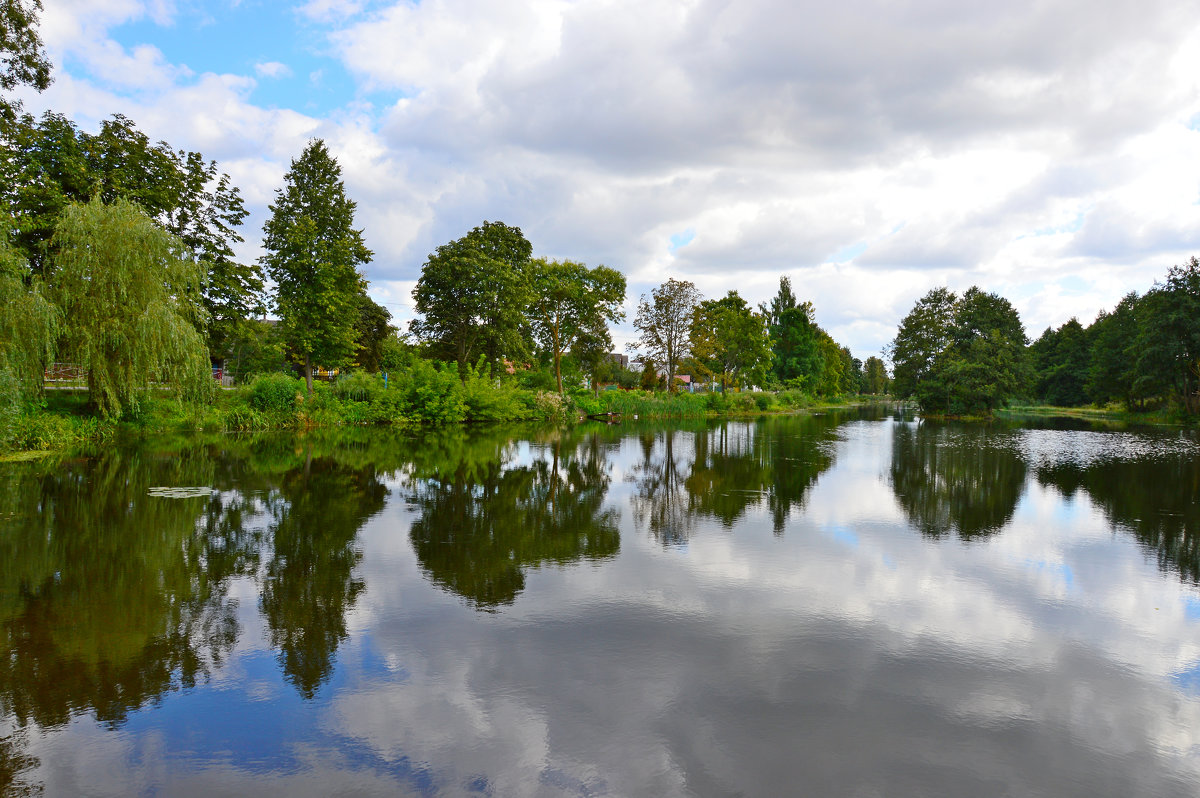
[316,420,1200,794]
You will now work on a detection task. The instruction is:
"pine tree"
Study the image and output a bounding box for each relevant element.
[261,140,371,393]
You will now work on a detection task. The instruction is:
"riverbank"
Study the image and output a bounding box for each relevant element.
[0,374,877,456]
[997,402,1195,428]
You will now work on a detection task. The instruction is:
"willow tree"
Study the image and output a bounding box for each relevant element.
[261,139,371,393]
[51,197,212,418]
[0,225,57,445]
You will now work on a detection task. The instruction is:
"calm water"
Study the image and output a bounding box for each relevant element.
[2,409,1200,797]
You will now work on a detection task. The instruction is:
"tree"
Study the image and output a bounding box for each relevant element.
[1087,293,1141,408]
[0,224,56,446]
[1030,318,1090,406]
[863,356,889,394]
[529,258,626,393]
[50,197,213,418]
[352,292,394,373]
[411,221,534,378]
[690,290,771,391]
[890,287,956,401]
[1135,257,1200,414]
[261,139,371,394]
[0,0,52,118]
[890,286,1027,415]
[633,278,701,392]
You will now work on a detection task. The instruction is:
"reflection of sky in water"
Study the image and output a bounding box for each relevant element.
[10,416,1200,796]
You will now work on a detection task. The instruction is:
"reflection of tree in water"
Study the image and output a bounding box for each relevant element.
[637,416,839,539]
[889,422,1027,540]
[0,444,263,731]
[630,427,697,544]
[260,450,387,698]
[0,729,41,796]
[1037,454,1200,584]
[408,427,619,609]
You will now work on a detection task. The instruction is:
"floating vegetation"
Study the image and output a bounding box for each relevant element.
[147,486,214,499]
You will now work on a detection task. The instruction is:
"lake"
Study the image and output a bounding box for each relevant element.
[2,408,1200,796]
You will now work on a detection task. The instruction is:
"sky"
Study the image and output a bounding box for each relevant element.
[13,0,1200,360]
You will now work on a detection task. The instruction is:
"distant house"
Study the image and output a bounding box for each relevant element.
[606,352,629,370]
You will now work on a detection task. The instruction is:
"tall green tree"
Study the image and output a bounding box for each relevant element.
[51,197,213,418]
[1135,257,1200,414]
[863,356,889,394]
[890,287,956,401]
[1030,318,1090,406]
[939,287,1028,413]
[890,286,1027,415]
[410,221,534,378]
[633,278,701,392]
[529,258,625,393]
[1087,292,1141,408]
[690,290,771,391]
[261,139,371,394]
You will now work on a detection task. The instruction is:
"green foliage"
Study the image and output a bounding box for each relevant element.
[410,221,534,376]
[461,360,526,422]
[690,290,771,391]
[261,139,371,393]
[0,0,51,116]
[1030,318,1090,406]
[352,292,394,372]
[528,258,626,392]
[225,317,289,380]
[1087,293,1141,408]
[890,286,1027,415]
[863,356,889,394]
[1135,257,1200,414]
[0,226,57,427]
[333,371,381,403]
[51,197,214,419]
[248,373,303,414]
[2,112,258,348]
[633,278,701,392]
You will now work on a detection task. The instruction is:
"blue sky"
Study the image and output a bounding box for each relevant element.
[17,0,1200,357]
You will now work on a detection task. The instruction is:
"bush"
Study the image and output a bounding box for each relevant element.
[333,371,381,403]
[532,390,570,423]
[248,373,303,414]
[462,364,526,422]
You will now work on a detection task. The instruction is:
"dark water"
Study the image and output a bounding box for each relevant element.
[2,409,1200,797]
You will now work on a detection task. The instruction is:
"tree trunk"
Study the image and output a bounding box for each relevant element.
[304,352,313,395]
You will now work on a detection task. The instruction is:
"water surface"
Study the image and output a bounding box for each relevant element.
[2,409,1199,796]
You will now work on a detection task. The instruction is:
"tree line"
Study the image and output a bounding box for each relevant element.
[888,261,1200,417]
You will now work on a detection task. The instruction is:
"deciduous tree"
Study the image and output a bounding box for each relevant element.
[690,290,770,391]
[633,278,701,392]
[410,221,533,378]
[529,258,625,393]
[261,139,371,394]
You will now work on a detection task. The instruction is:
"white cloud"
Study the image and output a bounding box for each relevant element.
[253,61,292,79]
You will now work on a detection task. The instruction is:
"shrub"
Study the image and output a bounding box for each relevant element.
[248,373,303,414]
[334,371,381,403]
[533,390,570,423]
[462,364,526,422]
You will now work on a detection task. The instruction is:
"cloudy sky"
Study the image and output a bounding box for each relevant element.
[14,0,1200,358]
